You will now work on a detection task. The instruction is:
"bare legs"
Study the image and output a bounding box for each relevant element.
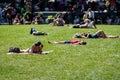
[95,30,107,38]
[75,21,97,28]
[95,30,119,38]
[107,35,119,38]
[79,23,88,28]
[91,21,97,28]
[48,41,65,44]
[53,20,58,26]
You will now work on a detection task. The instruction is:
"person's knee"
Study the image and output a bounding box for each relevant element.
[91,21,95,24]
[98,30,103,32]
[96,30,103,34]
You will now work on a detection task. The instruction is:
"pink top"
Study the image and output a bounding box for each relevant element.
[70,40,80,44]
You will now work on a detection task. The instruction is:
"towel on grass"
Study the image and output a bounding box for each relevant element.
[7,50,53,55]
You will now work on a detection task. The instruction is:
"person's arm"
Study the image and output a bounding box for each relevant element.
[40,44,43,49]
[86,34,90,38]
[38,44,43,53]
[30,45,34,54]
[53,18,58,26]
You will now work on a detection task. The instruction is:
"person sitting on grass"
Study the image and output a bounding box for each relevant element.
[48,40,87,45]
[30,27,47,35]
[52,15,65,26]
[73,30,119,38]
[72,19,97,29]
[13,15,21,25]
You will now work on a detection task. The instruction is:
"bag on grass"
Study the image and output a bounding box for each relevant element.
[8,47,20,53]
[73,26,80,28]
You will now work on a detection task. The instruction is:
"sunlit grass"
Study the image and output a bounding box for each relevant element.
[0,24,120,80]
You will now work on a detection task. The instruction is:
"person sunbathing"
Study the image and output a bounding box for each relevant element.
[72,19,97,29]
[48,40,87,45]
[26,41,43,54]
[8,41,53,55]
[30,28,47,35]
[73,30,119,38]
[8,41,44,54]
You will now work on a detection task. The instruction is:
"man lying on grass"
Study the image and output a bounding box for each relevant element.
[73,30,119,38]
[48,40,87,45]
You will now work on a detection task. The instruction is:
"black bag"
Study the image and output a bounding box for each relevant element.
[8,47,20,53]
[33,32,47,35]
[73,26,80,28]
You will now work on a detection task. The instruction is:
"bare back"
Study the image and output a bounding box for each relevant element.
[31,44,43,53]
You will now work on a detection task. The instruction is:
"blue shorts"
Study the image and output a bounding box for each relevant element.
[64,40,71,44]
[91,34,99,38]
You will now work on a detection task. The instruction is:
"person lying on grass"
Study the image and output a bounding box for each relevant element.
[72,19,97,29]
[73,30,119,38]
[9,41,43,54]
[48,40,87,45]
[30,28,47,36]
[26,41,43,54]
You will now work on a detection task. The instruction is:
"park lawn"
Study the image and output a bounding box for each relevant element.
[0,24,120,80]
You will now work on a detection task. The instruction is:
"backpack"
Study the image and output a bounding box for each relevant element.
[8,47,20,53]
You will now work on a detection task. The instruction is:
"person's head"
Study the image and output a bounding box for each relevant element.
[81,33,88,37]
[34,41,41,46]
[79,41,87,45]
[74,33,84,38]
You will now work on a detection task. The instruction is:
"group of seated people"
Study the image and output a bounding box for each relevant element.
[13,15,23,25]
[12,13,65,25]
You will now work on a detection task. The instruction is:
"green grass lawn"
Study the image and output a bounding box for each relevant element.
[0,24,120,80]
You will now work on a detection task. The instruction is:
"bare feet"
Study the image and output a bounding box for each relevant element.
[48,41,52,44]
[116,36,119,38]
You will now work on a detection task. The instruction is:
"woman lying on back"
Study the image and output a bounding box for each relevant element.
[73,30,119,38]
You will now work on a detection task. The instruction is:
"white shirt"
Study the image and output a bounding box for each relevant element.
[88,11,94,19]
